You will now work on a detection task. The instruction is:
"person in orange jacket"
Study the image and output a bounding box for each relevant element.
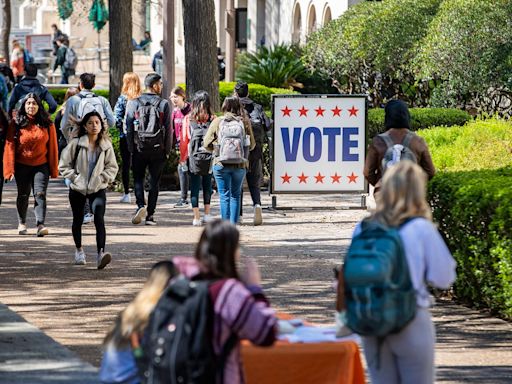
[3,93,59,237]
[10,40,25,83]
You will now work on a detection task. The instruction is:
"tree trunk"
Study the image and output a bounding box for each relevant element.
[182,0,220,111]
[0,0,11,62]
[109,0,133,106]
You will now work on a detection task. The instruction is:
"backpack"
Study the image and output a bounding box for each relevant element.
[379,131,417,173]
[64,47,78,70]
[188,120,213,176]
[134,97,165,153]
[23,49,34,65]
[343,219,416,338]
[138,277,237,384]
[216,117,247,165]
[76,93,106,121]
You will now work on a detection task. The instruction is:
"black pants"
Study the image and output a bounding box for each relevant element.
[69,188,107,253]
[120,136,131,194]
[132,152,165,217]
[240,156,262,216]
[0,141,4,205]
[15,163,50,226]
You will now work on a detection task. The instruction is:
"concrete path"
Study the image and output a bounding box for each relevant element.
[0,180,511,383]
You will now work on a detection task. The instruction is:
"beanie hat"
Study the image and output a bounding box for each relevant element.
[145,73,162,88]
[384,100,411,129]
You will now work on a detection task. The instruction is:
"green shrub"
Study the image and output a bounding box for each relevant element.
[367,107,471,137]
[49,88,109,105]
[424,119,512,318]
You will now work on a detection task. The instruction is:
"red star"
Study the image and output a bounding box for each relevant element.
[281,106,292,117]
[347,172,358,183]
[348,106,359,117]
[314,106,325,117]
[298,172,308,184]
[331,173,342,183]
[281,173,292,184]
[298,106,309,117]
[314,172,325,183]
[331,106,342,117]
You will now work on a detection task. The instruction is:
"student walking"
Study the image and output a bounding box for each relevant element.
[0,107,8,205]
[53,37,77,84]
[10,40,25,83]
[204,96,255,224]
[125,73,172,226]
[344,161,456,384]
[114,72,142,204]
[59,111,118,268]
[170,86,191,208]
[3,93,59,236]
[234,81,271,226]
[364,100,435,192]
[182,90,214,226]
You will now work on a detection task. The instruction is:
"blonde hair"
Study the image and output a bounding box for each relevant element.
[372,161,432,226]
[121,72,142,100]
[104,261,177,347]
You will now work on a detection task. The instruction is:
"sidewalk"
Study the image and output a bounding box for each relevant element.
[0,180,511,383]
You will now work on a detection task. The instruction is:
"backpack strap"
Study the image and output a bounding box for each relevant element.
[401,131,415,148]
[217,333,238,383]
[378,132,395,149]
[72,140,81,171]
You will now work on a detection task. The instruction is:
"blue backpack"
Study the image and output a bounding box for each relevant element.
[343,219,416,337]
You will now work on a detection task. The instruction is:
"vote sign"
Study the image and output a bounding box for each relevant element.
[272,95,367,193]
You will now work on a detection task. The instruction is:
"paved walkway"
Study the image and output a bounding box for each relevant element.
[0,180,511,383]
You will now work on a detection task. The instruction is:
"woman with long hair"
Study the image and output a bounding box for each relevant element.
[10,40,25,83]
[100,261,177,384]
[170,86,191,208]
[204,96,255,224]
[349,161,456,384]
[3,93,58,236]
[114,72,142,203]
[54,86,80,154]
[182,90,215,226]
[59,111,118,268]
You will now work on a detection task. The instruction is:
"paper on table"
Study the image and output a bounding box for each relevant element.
[279,325,361,344]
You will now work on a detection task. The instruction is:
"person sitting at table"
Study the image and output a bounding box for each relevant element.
[172,219,277,383]
[340,161,456,384]
[132,31,152,52]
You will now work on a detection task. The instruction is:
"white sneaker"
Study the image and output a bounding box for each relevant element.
[83,213,94,225]
[74,249,86,265]
[97,250,112,270]
[131,207,147,225]
[253,204,263,226]
[192,219,202,227]
[18,224,28,235]
[120,194,131,204]
[202,214,213,224]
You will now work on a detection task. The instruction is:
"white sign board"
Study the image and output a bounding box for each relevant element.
[272,95,367,193]
[26,34,52,57]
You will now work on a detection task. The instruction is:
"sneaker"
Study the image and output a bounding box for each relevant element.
[192,218,202,227]
[74,249,86,265]
[131,207,147,225]
[120,193,131,204]
[145,216,157,226]
[253,204,263,226]
[18,224,28,235]
[97,250,112,270]
[202,214,213,224]
[36,226,49,237]
[174,199,189,208]
[83,213,94,225]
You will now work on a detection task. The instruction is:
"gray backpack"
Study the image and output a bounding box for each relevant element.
[76,93,106,121]
[216,117,247,165]
[379,131,417,172]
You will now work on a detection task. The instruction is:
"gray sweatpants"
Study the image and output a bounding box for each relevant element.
[362,308,435,384]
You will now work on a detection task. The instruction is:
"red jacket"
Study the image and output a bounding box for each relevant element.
[3,120,59,179]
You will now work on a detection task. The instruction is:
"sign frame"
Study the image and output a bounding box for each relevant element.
[270,94,369,195]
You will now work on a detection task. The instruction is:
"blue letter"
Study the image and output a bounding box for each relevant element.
[323,127,341,162]
[281,127,301,161]
[343,127,359,161]
[303,127,322,162]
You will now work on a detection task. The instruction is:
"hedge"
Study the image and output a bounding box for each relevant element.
[49,89,109,105]
[420,119,512,319]
[368,107,471,138]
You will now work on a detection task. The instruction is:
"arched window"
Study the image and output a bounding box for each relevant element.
[292,2,302,43]
[322,5,332,26]
[307,4,317,34]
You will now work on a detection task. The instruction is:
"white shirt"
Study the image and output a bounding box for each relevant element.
[354,218,457,308]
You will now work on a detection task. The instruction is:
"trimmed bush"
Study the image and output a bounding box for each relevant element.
[367,107,471,137]
[421,119,512,319]
[49,89,109,105]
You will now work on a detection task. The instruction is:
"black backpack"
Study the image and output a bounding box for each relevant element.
[246,103,266,160]
[138,278,237,384]
[188,120,213,176]
[134,98,165,153]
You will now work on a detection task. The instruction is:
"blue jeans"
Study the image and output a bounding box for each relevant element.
[213,164,246,224]
[189,173,212,208]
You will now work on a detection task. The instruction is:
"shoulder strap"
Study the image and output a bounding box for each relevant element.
[378,132,395,149]
[72,140,80,170]
[217,333,238,383]
[401,132,415,148]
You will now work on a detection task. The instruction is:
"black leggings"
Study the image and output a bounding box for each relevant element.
[69,188,107,253]
[119,136,131,194]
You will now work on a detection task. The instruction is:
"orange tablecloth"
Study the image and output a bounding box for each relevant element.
[241,338,366,384]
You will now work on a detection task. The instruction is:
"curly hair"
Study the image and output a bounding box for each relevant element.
[15,93,52,129]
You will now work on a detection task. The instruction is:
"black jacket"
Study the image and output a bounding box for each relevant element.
[8,77,58,114]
